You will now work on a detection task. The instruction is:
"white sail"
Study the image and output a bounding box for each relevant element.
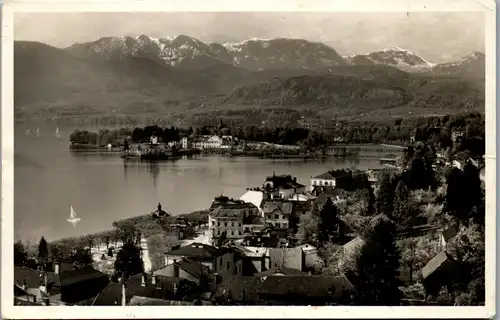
[55,127,60,139]
[67,205,81,227]
[36,128,40,138]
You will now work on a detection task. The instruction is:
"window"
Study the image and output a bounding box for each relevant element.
[238,223,242,227]
[267,215,272,220]
[231,222,234,227]
[274,214,279,219]
[238,231,242,235]
[217,222,221,226]
[231,230,234,235]
[224,222,227,227]
[227,261,230,271]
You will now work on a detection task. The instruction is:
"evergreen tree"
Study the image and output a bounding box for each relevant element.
[462,162,483,224]
[318,197,343,245]
[355,215,402,305]
[14,240,28,266]
[375,171,396,216]
[114,242,144,279]
[38,236,49,261]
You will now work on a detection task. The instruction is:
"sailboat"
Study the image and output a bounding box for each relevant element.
[67,206,81,227]
[55,127,60,139]
[26,129,31,136]
[36,128,40,138]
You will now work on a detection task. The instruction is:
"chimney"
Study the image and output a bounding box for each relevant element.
[54,262,60,274]
[141,273,146,287]
[121,278,127,306]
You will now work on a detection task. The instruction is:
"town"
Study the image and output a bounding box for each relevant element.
[14,118,485,306]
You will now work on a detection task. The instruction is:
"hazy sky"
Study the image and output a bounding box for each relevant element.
[15,12,484,63]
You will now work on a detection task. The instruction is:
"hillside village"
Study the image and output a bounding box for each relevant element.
[14,130,485,306]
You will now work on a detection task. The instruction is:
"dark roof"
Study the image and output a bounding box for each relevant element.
[254,266,308,277]
[242,235,280,248]
[14,266,61,289]
[262,201,294,215]
[14,284,30,297]
[214,275,264,303]
[58,266,109,287]
[166,242,220,258]
[210,206,246,219]
[257,275,354,299]
[421,251,457,280]
[442,225,459,242]
[175,259,210,278]
[313,170,349,180]
[93,274,188,306]
[264,174,305,190]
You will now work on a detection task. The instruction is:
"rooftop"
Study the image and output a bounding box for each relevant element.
[421,251,457,280]
[165,242,221,258]
[93,274,189,306]
[264,174,305,190]
[254,266,308,277]
[258,275,354,299]
[262,201,294,215]
[174,259,211,279]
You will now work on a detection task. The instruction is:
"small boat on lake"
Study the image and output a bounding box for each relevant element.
[67,206,81,227]
[36,128,40,138]
[55,127,60,139]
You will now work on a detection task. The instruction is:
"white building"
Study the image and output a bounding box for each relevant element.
[181,137,191,149]
[262,173,306,200]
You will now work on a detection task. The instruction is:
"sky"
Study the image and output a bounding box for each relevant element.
[14,12,484,63]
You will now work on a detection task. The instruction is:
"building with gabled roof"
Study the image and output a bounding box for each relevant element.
[420,250,462,296]
[262,200,294,229]
[165,242,222,271]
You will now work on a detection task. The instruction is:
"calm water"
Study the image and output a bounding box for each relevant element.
[14,122,383,242]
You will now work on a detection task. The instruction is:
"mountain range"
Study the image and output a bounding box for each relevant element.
[14,35,486,118]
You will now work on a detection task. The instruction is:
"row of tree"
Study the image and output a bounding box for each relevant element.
[68,112,484,157]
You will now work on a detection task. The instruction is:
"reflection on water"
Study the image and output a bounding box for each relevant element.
[14,122,385,241]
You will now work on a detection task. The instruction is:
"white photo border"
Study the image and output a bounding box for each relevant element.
[1,0,496,318]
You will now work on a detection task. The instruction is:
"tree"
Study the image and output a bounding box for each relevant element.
[14,241,28,266]
[447,222,485,305]
[392,180,420,227]
[355,215,402,305]
[217,231,228,248]
[116,223,137,245]
[399,237,439,284]
[114,242,144,279]
[297,211,319,246]
[375,171,396,216]
[38,237,49,261]
[71,246,93,266]
[318,197,343,245]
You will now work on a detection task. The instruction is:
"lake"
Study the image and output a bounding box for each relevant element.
[14,121,384,242]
